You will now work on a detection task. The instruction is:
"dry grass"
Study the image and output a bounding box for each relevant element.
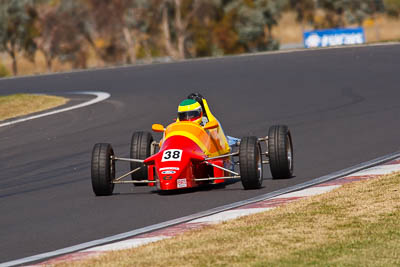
[273,11,309,44]
[0,94,68,121]
[0,47,101,77]
[57,172,400,267]
[364,15,400,42]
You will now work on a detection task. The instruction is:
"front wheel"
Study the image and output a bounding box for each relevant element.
[130,131,154,185]
[268,125,293,179]
[91,143,115,196]
[239,136,263,189]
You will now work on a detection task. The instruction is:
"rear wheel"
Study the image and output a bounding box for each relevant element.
[239,136,263,189]
[268,125,293,179]
[91,143,115,196]
[130,131,154,185]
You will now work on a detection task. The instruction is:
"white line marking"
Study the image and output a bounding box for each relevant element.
[272,185,341,199]
[190,208,272,224]
[0,91,110,128]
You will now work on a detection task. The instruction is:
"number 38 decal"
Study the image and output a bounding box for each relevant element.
[161,149,183,162]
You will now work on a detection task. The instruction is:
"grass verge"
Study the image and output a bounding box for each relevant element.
[57,172,400,267]
[0,94,68,121]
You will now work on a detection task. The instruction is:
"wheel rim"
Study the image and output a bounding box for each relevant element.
[257,145,263,181]
[286,135,293,171]
[110,151,115,180]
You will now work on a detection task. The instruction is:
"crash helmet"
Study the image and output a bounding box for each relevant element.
[177,99,203,124]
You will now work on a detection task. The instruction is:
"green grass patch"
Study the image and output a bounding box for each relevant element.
[0,94,68,121]
[57,173,400,267]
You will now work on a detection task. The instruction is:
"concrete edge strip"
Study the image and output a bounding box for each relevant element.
[1,151,400,267]
[0,91,111,128]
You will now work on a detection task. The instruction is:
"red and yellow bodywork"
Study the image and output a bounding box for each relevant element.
[144,99,232,190]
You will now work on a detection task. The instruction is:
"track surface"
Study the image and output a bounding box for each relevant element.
[1,45,399,263]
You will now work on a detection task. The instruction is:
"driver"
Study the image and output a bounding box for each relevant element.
[177,99,208,126]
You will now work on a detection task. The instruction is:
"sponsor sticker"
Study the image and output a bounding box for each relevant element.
[161,149,183,162]
[159,167,180,171]
[161,170,176,174]
[177,178,187,188]
[163,175,173,181]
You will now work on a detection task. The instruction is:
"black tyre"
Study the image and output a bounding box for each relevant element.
[130,131,154,185]
[268,125,293,179]
[91,143,115,196]
[239,136,263,189]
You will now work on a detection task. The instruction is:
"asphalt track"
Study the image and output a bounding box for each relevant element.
[0,44,400,263]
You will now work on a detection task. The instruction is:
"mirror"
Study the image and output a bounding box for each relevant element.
[204,120,218,130]
[152,124,165,132]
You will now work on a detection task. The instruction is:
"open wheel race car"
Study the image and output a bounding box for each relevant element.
[90,94,293,196]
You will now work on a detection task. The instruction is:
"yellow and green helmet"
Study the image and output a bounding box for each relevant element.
[177,99,203,124]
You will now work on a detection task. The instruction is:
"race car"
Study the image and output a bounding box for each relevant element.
[90,94,293,195]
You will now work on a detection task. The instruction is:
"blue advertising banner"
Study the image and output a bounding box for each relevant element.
[303,27,365,48]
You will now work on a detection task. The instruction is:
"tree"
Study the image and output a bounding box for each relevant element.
[0,0,38,75]
[224,0,286,52]
[289,0,385,29]
[289,0,315,25]
[212,9,244,55]
[383,0,400,17]
[122,1,154,63]
[84,0,130,64]
[159,0,222,59]
[35,0,60,71]
[161,0,197,59]
[83,0,155,65]
[45,0,91,69]
[190,3,222,57]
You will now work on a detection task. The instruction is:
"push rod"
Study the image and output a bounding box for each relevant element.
[112,156,144,163]
[195,176,240,181]
[205,161,239,176]
[205,152,239,161]
[112,180,154,184]
[113,167,141,181]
